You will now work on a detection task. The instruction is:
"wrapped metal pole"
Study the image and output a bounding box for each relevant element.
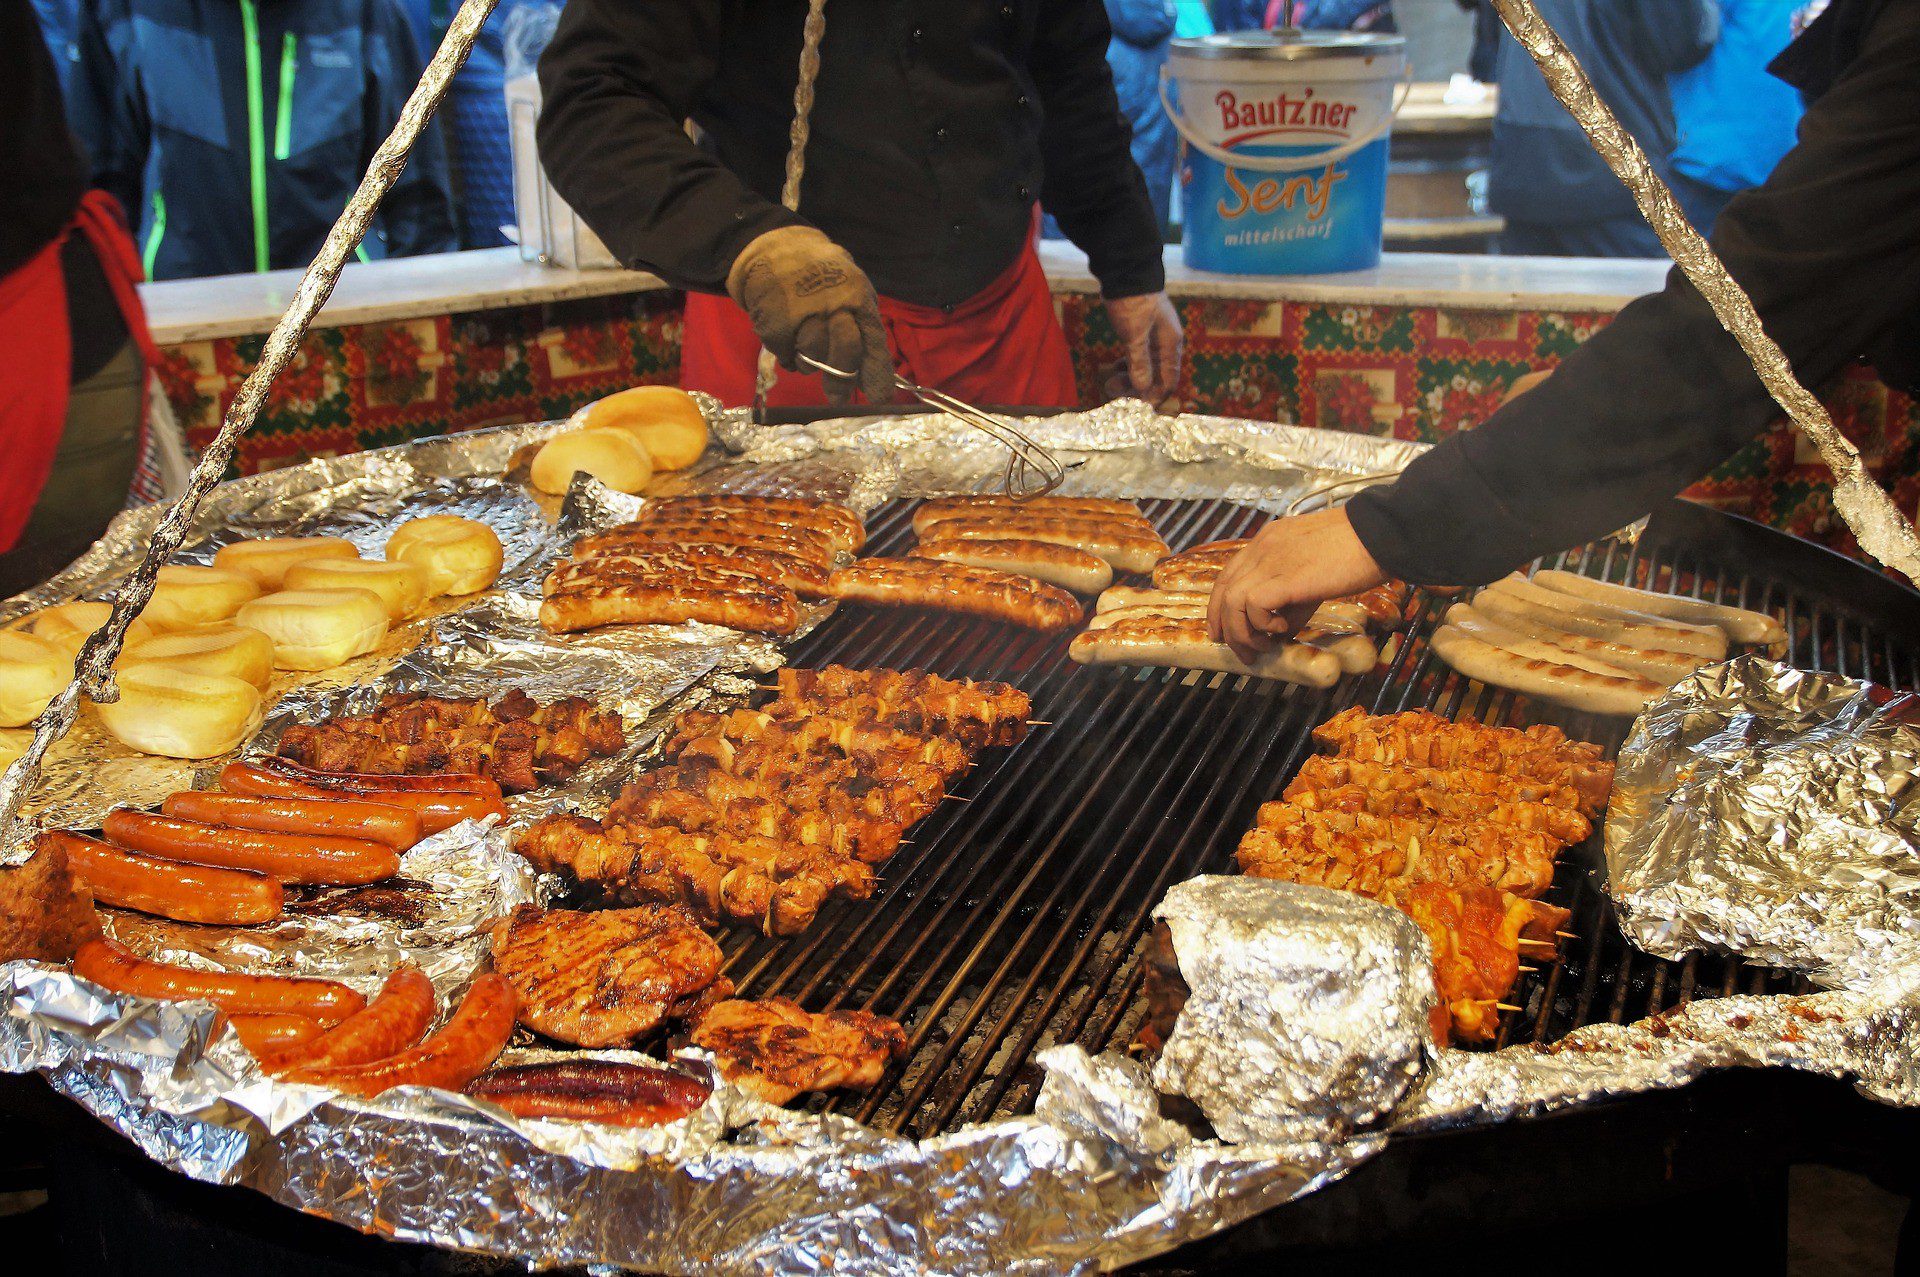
[0,0,500,849]
[1486,0,1920,587]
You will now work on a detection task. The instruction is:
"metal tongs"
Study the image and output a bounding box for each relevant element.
[797,353,1067,500]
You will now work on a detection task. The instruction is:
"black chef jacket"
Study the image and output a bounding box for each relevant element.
[536,0,1167,309]
[1347,0,1920,586]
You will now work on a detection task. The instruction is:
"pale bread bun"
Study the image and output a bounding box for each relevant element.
[0,630,68,727]
[531,428,653,496]
[0,728,27,772]
[586,385,709,472]
[123,624,276,688]
[284,558,426,621]
[235,588,390,671]
[138,564,262,631]
[91,663,262,759]
[26,602,156,660]
[385,515,504,596]
[213,536,360,589]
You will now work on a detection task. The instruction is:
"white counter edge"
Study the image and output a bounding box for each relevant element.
[141,242,1670,348]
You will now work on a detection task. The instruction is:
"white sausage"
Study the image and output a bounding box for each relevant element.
[1096,586,1208,614]
[1531,569,1787,654]
[1296,630,1379,674]
[1482,576,1728,660]
[1429,624,1662,717]
[1455,598,1707,686]
[1068,619,1341,688]
[1443,604,1678,686]
[1083,602,1209,630]
[910,539,1113,594]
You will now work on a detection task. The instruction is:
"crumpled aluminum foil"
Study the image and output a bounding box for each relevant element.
[1605,656,1920,988]
[1151,877,1433,1144]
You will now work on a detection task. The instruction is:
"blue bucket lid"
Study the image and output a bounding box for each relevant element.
[1172,28,1405,60]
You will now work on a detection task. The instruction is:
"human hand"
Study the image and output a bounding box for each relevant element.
[727,226,895,404]
[1103,292,1183,403]
[1207,507,1388,663]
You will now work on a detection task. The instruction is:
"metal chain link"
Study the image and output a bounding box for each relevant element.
[754,0,832,408]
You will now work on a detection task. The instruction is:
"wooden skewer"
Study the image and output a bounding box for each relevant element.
[1516,938,1557,951]
[1027,719,1052,726]
[1496,1003,1524,1013]
[945,794,973,803]
[1556,931,1579,941]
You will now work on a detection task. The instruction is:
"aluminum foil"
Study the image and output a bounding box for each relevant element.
[1150,876,1433,1144]
[1604,655,1920,988]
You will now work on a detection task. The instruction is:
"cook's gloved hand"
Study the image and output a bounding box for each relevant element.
[727,226,896,405]
[1104,292,1184,404]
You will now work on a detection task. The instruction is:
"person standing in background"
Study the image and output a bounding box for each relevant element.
[1210,0,1396,34]
[68,0,459,281]
[1668,0,1804,237]
[1488,0,1717,257]
[1104,0,1180,235]
[29,0,80,97]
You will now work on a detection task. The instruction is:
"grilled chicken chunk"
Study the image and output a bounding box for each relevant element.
[691,997,908,1105]
[491,903,725,1048]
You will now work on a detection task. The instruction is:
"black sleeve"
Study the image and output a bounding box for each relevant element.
[535,0,803,292]
[1033,0,1167,298]
[1346,0,1920,586]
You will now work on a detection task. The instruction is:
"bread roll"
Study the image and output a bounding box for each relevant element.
[123,624,276,688]
[0,631,68,727]
[586,385,709,472]
[26,602,158,663]
[284,558,426,621]
[213,536,360,589]
[530,428,653,496]
[91,663,262,759]
[235,588,390,671]
[385,514,503,596]
[138,564,262,631]
[0,728,27,772]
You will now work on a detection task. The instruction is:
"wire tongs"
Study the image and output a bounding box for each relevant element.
[797,354,1067,500]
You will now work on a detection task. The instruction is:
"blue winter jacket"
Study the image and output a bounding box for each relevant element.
[1105,0,1178,232]
[69,0,459,281]
[1670,0,1803,194]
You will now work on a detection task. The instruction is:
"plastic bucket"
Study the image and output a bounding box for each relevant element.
[1165,31,1409,275]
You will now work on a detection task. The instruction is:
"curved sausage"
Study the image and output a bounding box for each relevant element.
[1429,623,1661,717]
[103,811,399,886]
[1531,568,1788,653]
[73,938,366,1024]
[218,764,505,834]
[161,791,422,850]
[259,965,436,1074]
[910,537,1113,594]
[466,1060,712,1127]
[227,1012,325,1056]
[1481,576,1728,660]
[1068,617,1342,687]
[1449,599,1706,686]
[51,830,283,925]
[283,973,517,1097]
[258,756,504,801]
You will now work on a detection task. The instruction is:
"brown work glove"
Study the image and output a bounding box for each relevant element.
[1104,292,1184,404]
[726,226,896,405]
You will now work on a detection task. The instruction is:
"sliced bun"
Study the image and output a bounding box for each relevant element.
[91,663,262,759]
[235,588,390,671]
[0,630,68,727]
[138,564,262,631]
[385,514,504,596]
[25,602,156,662]
[213,536,360,589]
[531,428,653,496]
[284,558,426,621]
[123,624,276,688]
[586,385,709,471]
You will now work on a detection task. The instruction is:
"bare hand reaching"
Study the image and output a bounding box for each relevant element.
[1207,507,1388,663]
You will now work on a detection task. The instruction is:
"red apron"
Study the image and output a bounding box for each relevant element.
[0,191,160,553]
[681,227,1079,410]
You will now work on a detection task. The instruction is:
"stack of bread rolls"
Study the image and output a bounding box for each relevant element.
[530,385,710,496]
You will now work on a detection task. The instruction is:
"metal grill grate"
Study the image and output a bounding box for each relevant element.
[707,496,1920,1139]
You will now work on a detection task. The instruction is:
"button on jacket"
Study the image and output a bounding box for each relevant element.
[536,0,1167,308]
[68,0,458,280]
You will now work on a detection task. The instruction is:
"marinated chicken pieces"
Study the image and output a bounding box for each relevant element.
[491,904,728,1048]
[691,997,908,1105]
[278,690,625,793]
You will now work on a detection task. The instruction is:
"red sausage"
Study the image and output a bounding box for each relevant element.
[103,810,398,886]
[73,938,366,1024]
[259,966,435,1075]
[161,791,422,850]
[260,755,504,801]
[284,974,517,1096]
[466,1060,711,1127]
[51,830,283,925]
[227,1012,325,1056]
[219,763,504,834]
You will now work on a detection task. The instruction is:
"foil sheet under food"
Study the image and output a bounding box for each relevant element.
[5,408,1920,1273]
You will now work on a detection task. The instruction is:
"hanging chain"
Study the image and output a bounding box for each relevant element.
[754,0,832,412]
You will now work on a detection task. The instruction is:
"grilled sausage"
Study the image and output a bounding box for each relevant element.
[911,515,1168,574]
[1151,559,1224,592]
[1068,616,1342,687]
[827,558,1083,631]
[910,537,1113,593]
[259,965,435,1074]
[227,1012,325,1056]
[218,764,505,834]
[1448,600,1707,686]
[912,495,1144,537]
[49,830,283,925]
[1429,623,1663,717]
[467,1060,713,1127]
[1531,569,1787,653]
[556,545,831,598]
[539,582,802,636]
[1480,576,1728,660]
[102,810,399,886]
[256,756,504,800]
[1083,601,1208,629]
[1095,586,1209,614]
[1153,539,1251,571]
[545,559,784,599]
[282,973,517,1096]
[628,507,859,555]
[1296,629,1380,675]
[161,792,422,850]
[637,496,865,553]
[73,938,366,1024]
[574,523,836,569]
